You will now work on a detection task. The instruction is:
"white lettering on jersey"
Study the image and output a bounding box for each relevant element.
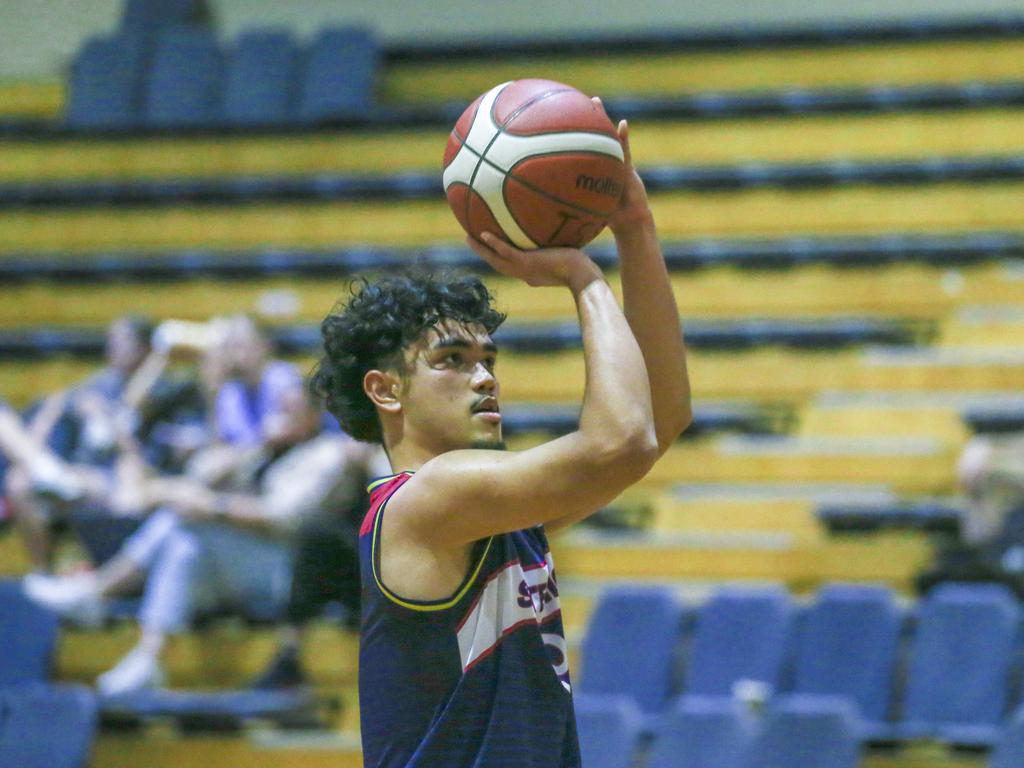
[455,552,570,691]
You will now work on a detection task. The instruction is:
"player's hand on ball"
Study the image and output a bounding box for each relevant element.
[591,97,653,233]
[468,232,601,290]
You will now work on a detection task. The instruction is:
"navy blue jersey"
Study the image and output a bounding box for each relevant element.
[358,472,580,768]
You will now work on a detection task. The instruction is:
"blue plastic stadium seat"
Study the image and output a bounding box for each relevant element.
[685,586,793,698]
[0,579,59,686]
[578,585,685,712]
[897,583,1019,746]
[65,35,148,129]
[142,28,223,128]
[990,704,1024,768]
[121,0,205,35]
[745,694,862,768]
[222,29,298,126]
[0,684,98,768]
[647,695,755,768]
[574,693,643,768]
[298,26,378,123]
[793,584,901,734]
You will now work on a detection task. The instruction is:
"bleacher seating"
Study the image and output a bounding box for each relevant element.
[0,317,928,358]
[6,155,1024,208]
[142,28,223,128]
[685,587,794,698]
[297,27,378,123]
[965,404,1024,434]
[0,684,99,768]
[6,6,1024,766]
[791,585,901,736]
[896,583,1020,746]
[577,585,685,712]
[99,687,319,729]
[221,30,298,127]
[573,694,644,768]
[0,579,60,685]
[746,695,862,768]
[65,36,148,130]
[120,0,205,35]
[990,705,1024,768]
[646,695,755,768]
[0,580,99,767]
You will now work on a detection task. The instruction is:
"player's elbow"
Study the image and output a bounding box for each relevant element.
[653,400,693,456]
[592,423,659,484]
[671,402,695,441]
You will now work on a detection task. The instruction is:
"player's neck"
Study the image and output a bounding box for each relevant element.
[386,439,440,474]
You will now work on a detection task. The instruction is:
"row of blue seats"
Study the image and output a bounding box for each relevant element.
[577,583,1023,747]
[60,71,1024,134]
[4,155,1024,209]
[117,0,205,36]
[102,1,1024,62]
[0,317,927,358]
[2,233,1020,282]
[575,691,1024,768]
[0,685,97,768]
[0,581,97,768]
[402,15,1024,60]
[68,25,377,130]
[10,77,1024,139]
[0,577,318,764]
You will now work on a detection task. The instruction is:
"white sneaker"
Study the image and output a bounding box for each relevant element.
[97,646,165,697]
[26,455,85,502]
[22,572,104,627]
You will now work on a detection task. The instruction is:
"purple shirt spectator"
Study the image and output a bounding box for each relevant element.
[215,360,301,446]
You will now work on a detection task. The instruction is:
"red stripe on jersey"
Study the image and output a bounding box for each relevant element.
[360,472,413,536]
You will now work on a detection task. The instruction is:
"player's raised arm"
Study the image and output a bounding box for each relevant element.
[607,118,693,454]
[373,242,657,546]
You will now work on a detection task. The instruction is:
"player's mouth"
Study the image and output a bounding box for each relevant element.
[471,397,502,423]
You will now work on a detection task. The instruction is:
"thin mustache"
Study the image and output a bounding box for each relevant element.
[472,397,500,413]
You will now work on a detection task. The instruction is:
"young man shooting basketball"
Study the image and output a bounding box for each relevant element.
[312,119,690,768]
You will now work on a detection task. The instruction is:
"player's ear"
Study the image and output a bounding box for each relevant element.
[364,369,402,414]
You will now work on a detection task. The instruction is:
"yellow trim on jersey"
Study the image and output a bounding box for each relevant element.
[370,489,494,612]
[366,471,412,494]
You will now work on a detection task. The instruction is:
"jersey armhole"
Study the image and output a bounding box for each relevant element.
[370,492,493,612]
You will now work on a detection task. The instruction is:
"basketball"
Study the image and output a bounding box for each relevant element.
[443,79,626,250]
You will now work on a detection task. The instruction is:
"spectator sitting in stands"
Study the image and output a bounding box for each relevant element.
[23,385,379,696]
[250,437,389,690]
[213,314,302,447]
[1,316,156,571]
[917,434,1024,598]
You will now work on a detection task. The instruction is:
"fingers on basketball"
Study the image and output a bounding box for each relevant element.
[617,120,632,167]
[466,235,518,277]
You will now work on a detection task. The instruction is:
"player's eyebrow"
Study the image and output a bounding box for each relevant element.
[432,335,498,354]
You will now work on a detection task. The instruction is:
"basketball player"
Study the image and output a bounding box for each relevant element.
[311,118,691,767]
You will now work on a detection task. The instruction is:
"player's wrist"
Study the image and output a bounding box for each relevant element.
[564,256,604,295]
[609,209,656,239]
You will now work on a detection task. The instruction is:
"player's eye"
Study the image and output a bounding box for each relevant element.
[444,352,464,366]
[484,356,497,372]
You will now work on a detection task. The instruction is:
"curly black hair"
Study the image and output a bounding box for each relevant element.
[310,268,506,443]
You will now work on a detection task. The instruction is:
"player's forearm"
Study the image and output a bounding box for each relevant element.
[614,218,692,453]
[572,273,658,477]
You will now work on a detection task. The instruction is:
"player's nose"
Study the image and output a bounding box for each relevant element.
[472,362,497,392]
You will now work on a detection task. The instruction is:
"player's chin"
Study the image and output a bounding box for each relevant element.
[469,421,506,450]
[469,438,508,451]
